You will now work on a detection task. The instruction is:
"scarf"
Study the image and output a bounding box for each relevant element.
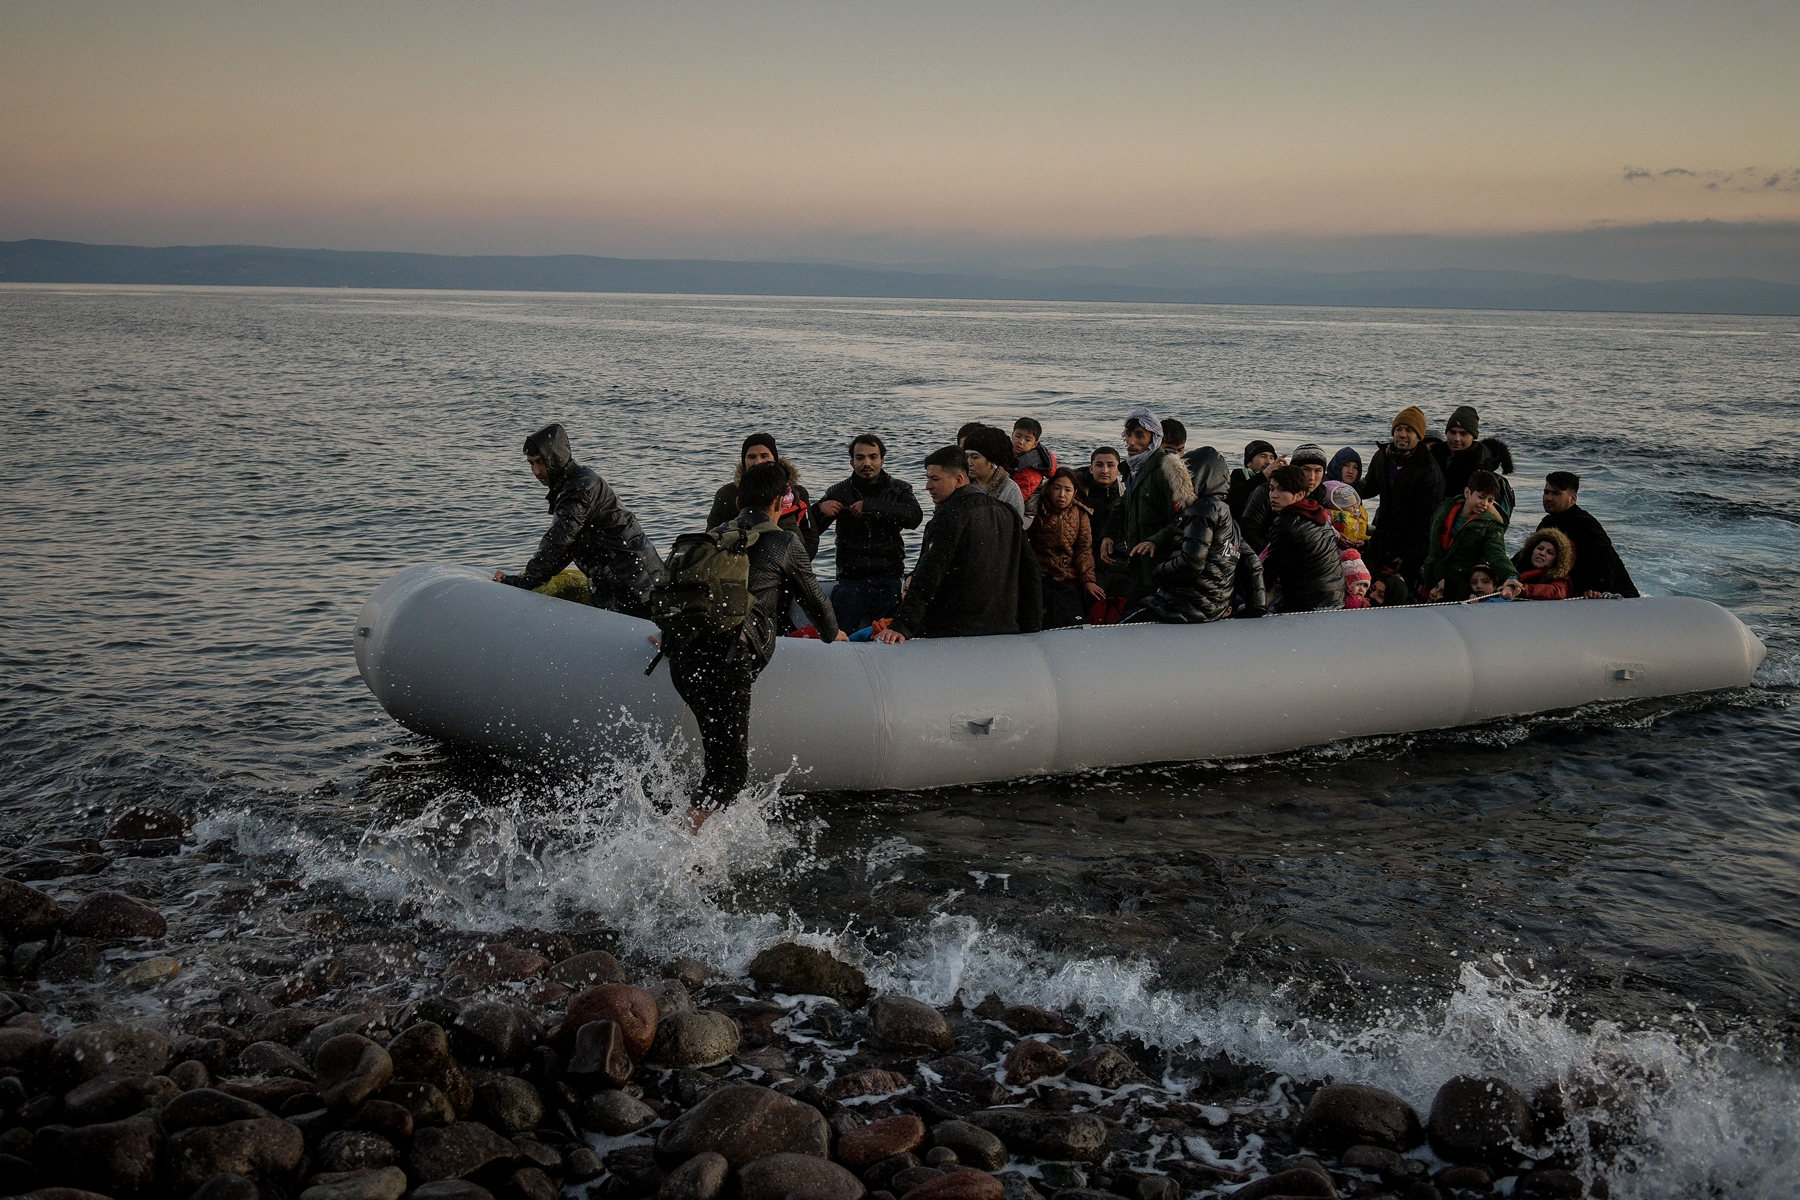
[978,464,1013,500]
[1123,406,1164,483]
[1285,498,1331,526]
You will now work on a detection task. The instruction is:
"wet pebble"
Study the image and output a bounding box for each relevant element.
[315,1034,394,1108]
[376,1080,459,1127]
[547,949,627,988]
[409,1120,521,1182]
[105,805,187,841]
[1001,1039,1067,1086]
[656,1083,832,1168]
[1427,1075,1535,1166]
[166,1116,307,1193]
[556,983,658,1059]
[388,1021,474,1116]
[1226,1166,1339,1199]
[870,995,953,1053]
[64,891,167,939]
[299,1165,410,1200]
[240,1039,316,1081]
[900,1169,1005,1200]
[317,1128,399,1173]
[650,1009,740,1067]
[968,1109,1107,1163]
[659,1149,729,1200]
[741,1151,868,1200]
[123,954,181,987]
[1065,1044,1147,1089]
[583,1087,658,1135]
[837,1113,927,1170]
[566,1018,635,1086]
[474,1075,544,1134]
[413,1182,498,1200]
[747,943,871,1009]
[928,1121,1008,1171]
[827,1067,911,1100]
[51,1021,175,1088]
[58,1114,164,1195]
[448,942,551,984]
[1294,1083,1426,1154]
[451,1001,539,1067]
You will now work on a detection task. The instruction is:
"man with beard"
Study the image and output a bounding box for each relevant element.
[814,434,924,633]
[493,423,664,617]
[1357,406,1447,587]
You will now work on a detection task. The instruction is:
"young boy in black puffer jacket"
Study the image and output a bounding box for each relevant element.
[1262,464,1346,613]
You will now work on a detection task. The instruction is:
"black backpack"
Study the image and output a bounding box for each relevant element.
[644,527,760,671]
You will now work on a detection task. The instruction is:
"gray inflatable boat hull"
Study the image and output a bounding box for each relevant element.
[354,565,1767,792]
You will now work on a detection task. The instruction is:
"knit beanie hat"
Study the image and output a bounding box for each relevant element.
[1446,405,1480,437]
[1243,439,1276,466]
[741,432,779,463]
[1323,481,1359,510]
[1391,406,1428,440]
[1341,551,1371,585]
[1290,443,1328,468]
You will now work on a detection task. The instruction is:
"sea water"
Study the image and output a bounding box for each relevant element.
[2,285,1797,1193]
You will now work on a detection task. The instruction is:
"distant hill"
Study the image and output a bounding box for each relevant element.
[4,238,1798,315]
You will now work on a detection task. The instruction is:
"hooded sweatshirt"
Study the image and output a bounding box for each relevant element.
[504,423,664,609]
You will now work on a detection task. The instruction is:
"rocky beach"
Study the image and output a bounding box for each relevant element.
[0,805,1631,1200]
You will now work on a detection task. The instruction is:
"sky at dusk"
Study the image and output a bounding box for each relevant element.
[3,1,1797,275]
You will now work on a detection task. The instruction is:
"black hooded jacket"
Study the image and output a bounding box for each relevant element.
[1431,436,1515,499]
[891,486,1044,639]
[815,471,924,581]
[1143,449,1263,623]
[1528,505,1640,597]
[1263,507,1346,613]
[1357,441,1446,581]
[1076,467,1129,594]
[504,424,664,608]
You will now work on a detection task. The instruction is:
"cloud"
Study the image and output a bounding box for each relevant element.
[1624,165,1800,193]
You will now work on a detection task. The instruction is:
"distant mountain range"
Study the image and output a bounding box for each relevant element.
[5,238,1798,315]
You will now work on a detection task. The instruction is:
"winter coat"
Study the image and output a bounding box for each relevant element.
[709,459,819,559]
[1013,445,1058,503]
[503,424,665,611]
[1419,497,1517,595]
[1430,436,1515,500]
[814,471,923,581]
[1142,449,1250,624]
[1510,527,1575,600]
[1262,501,1345,613]
[1357,441,1446,583]
[1526,508,1638,597]
[1076,468,1129,595]
[1101,447,1195,599]
[1029,500,1097,588]
[711,510,841,667]
[892,485,1044,639]
[977,466,1027,526]
[1226,466,1265,519]
[1240,479,1329,553]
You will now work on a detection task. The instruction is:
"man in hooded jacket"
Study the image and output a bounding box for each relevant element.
[1139,447,1266,623]
[495,423,664,617]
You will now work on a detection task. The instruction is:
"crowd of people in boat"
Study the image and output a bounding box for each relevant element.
[492,407,1639,824]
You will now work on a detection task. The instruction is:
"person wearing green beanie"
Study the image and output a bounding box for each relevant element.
[1430,404,1516,512]
[1356,405,1445,586]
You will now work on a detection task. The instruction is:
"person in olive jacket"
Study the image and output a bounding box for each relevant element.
[493,423,664,617]
[1262,464,1346,613]
[814,433,923,633]
[1099,407,1195,601]
[1140,447,1266,623]
[1420,470,1518,601]
[1357,405,1446,587]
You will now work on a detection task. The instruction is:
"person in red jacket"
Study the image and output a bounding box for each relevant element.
[1501,528,1576,600]
[1011,417,1059,503]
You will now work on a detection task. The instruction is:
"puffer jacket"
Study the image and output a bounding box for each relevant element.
[1101,448,1195,599]
[503,423,664,611]
[1263,502,1346,612]
[814,470,923,581]
[1142,449,1249,623]
[892,486,1043,639]
[1509,527,1575,600]
[1240,478,1329,552]
[709,460,819,558]
[1029,499,1096,588]
[1357,441,1445,583]
[719,510,840,667]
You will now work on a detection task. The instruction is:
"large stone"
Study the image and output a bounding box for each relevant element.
[1064,1045,1147,1090]
[246,1008,339,1046]
[996,1171,1047,1200]
[346,1097,414,1143]
[740,1152,867,1200]
[163,1088,276,1132]
[297,1014,377,1062]
[218,1076,317,1108]
[318,1129,399,1173]
[51,1022,175,1088]
[556,984,658,1059]
[409,1120,521,1182]
[0,877,63,938]
[58,1114,163,1196]
[1294,1083,1426,1154]
[1222,1168,1337,1200]
[239,1039,316,1080]
[38,939,104,982]
[299,1166,410,1200]
[656,1083,832,1168]
[1001,1040,1067,1087]
[748,944,871,1009]
[870,997,953,1053]
[413,1183,498,1200]
[106,806,187,841]
[649,1010,739,1067]
[837,1114,927,1171]
[968,1110,1108,1164]
[901,1171,1005,1200]
[62,1072,152,1125]
[503,1166,558,1200]
[565,1020,634,1086]
[388,1022,474,1115]
[0,1026,54,1073]
[1427,1075,1535,1165]
[548,950,627,988]
[448,943,551,984]
[827,1068,912,1100]
[314,1034,393,1108]
[451,1002,538,1067]
[928,1122,1008,1172]
[658,1150,728,1200]
[475,1076,544,1134]
[63,891,167,939]
[998,1006,1073,1036]
[584,1088,658,1135]
[652,979,696,1019]
[376,1080,458,1127]
[166,1117,307,1195]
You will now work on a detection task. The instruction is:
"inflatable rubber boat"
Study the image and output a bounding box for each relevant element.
[354,565,1766,792]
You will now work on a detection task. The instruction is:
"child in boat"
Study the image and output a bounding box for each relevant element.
[1342,550,1372,608]
[1421,470,1517,601]
[1325,480,1370,547]
[1466,563,1510,602]
[1505,528,1576,600]
[1367,570,1410,606]
[1012,418,1058,504]
[1029,468,1103,628]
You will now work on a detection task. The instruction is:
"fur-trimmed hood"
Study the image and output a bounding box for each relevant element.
[735,456,803,487]
[1518,527,1574,580]
[1161,447,1197,510]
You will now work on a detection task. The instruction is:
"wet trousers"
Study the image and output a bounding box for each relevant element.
[668,633,766,811]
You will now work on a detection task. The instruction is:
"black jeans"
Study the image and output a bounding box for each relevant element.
[1041,580,1086,629]
[668,633,766,811]
[830,578,903,634]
